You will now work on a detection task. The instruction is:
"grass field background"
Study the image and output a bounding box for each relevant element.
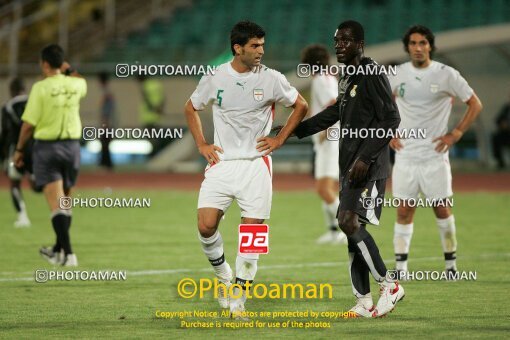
[1,188,509,338]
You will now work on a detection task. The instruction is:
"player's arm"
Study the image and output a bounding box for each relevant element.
[318,98,338,143]
[433,93,483,153]
[13,122,34,168]
[291,100,340,139]
[350,75,400,182]
[184,99,223,164]
[256,93,308,156]
[61,61,82,78]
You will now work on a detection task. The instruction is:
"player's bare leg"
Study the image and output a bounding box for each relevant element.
[40,180,76,266]
[394,202,416,273]
[316,178,346,244]
[433,204,457,275]
[197,208,232,308]
[229,217,263,319]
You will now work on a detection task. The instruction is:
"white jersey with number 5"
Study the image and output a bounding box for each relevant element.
[190,62,298,161]
[388,61,473,160]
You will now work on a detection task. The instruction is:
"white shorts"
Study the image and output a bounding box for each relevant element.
[314,140,339,180]
[198,156,272,219]
[392,155,453,200]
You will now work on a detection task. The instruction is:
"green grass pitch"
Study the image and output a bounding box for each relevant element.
[1,188,509,338]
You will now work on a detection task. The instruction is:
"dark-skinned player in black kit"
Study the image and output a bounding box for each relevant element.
[277,20,404,318]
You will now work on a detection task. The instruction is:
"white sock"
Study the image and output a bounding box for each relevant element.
[230,253,258,311]
[357,293,374,309]
[436,215,457,270]
[198,230,232,281]
[394,222,413,271]
[323,197,340,230]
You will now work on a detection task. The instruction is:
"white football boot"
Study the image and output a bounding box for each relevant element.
[348,296,375,318]
[373,281,405,317]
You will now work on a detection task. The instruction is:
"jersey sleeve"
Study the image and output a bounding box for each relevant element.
[190,75,214,110]
[314,76,338,109]
[446,67,473,102]
[21,83,42,126]
[273,72,299,107]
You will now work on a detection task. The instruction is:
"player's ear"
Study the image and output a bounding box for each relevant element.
[234,44,243,56]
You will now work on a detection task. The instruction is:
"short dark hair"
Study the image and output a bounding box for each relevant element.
[230,21,265,56]
[9,77,24,97]
[403,25,436,58]
[337,20,364,42]
[41,44,64,69]
[301,44,330,68]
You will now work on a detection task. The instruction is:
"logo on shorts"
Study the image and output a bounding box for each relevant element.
[239,224,269,254]
[253,89,264,101]
[430,84,439,93]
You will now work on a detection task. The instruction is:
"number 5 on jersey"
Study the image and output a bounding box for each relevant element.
[216,89,224,107]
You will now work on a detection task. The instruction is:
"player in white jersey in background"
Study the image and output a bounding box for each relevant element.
[300,44,347,245]
[388,25,482,276]
[184,21,308,318]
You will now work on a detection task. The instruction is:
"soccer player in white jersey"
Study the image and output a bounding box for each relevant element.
[388,25,482,276]
[184,21,308,317]
[300,44,347,245]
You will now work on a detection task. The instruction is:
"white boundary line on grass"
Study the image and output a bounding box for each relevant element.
[0,252,508,283]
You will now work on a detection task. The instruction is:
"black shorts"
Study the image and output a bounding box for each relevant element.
[338,176,386,225]
[33,140,80,190]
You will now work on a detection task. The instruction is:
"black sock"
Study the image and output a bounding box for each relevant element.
[347,238,370,296]
[52,213,72,255]
[53,215,72,253]
[348,225,387,282]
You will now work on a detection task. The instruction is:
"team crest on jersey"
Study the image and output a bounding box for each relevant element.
[253,89,264,101]
[361,188,368,198]
[430,84,439,93]
[350,85,357,97]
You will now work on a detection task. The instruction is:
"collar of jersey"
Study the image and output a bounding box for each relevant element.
[227,62,255,79]
[410,60,435,73]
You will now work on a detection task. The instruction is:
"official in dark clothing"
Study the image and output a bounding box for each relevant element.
[293,21,404,318]
[492,99,510,169]
[0,78,38,228]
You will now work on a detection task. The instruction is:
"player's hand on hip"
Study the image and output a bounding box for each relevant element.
[198,144,223,164]
[433,133,459,153]
[256,136,283,156]
[348,159,369,183]
[13,151,24,168]
[389,138,403,151]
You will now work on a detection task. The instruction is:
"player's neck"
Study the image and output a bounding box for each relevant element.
[412,59,431,69]
[230,59,252,73]
[346,55,362,67]
[44,68,62,77]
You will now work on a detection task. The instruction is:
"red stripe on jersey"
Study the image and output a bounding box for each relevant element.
[262,156,271,176]
[271,103,275,121]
